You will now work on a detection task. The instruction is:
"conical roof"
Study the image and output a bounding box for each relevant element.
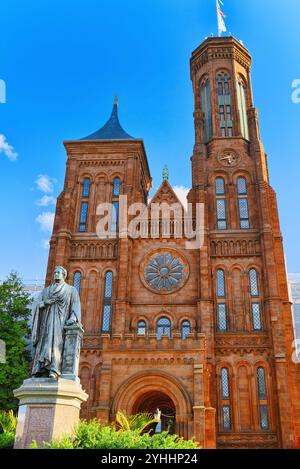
[81,97,135,141]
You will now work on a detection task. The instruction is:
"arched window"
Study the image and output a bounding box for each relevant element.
[101,271,113,333]
[181,320,191,339]
[221,368,230,399]
[157,317,171,339]
[215,177,227,230]
[237,177,250,229]
[217,73,233,137]
[113,177,121,197]
[79,203,88,232]
[111,177,121,233]
[220,367,231,431]
[73,271,81,295]
[257,367,267,400]
[82,178,91,198]
[249,268,259,296]
[78,178,91,232]
[201,78,212,143]
[237,79,249,140]
[216,269,228,331]
[216,269,226,298]
[257,367,269,430]
[249,268,262,331]
[137,320,146,336]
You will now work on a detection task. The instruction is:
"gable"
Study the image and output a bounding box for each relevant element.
[149,180,185,209]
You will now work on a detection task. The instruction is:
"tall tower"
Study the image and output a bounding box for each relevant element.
[189,36,300,448]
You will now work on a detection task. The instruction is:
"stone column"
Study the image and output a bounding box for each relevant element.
[193,406,216,449]
[13,378,88,449]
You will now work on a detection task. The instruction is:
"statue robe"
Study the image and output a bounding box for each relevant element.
[31,282,81,376]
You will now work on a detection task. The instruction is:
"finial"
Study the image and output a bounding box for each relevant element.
[114,96,118,105]
[162,165,169,181]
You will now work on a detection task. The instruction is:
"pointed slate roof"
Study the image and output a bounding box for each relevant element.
[81,97,135,141]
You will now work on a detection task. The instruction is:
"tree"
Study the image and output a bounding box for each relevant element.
[0,272,32,411]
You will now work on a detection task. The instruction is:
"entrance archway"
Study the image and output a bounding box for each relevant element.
[111,371,193,439]
[133,391,176,434]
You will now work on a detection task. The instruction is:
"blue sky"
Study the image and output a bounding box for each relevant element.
[0,0,299,283]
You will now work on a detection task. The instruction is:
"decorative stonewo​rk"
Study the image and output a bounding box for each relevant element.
[13,266,88,449]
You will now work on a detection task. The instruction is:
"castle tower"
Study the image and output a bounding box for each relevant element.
[45,37,300,449]
[189,36,300,448]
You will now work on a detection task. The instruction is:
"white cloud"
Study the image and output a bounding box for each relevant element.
[36,195,57,207]
[173,185,190,210]
[41,239,50,249]
[0,134,18,161]
[36,174,56,193]
[35,212,55,232]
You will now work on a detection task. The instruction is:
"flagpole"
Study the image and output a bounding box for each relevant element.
[216,0,220,37]
[216,0,227,37]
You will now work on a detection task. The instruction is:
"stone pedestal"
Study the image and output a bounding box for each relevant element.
[13,378,88,449]
[61,323,84,381]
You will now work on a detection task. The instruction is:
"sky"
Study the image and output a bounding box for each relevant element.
[0,0,299,283]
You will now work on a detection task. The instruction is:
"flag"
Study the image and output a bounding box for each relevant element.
[216,0,227,37]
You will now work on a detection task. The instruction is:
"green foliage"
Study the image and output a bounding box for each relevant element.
[0,409,17,449]
[0,272,32,411]
[147,432,198,449]
[0,410,17,434]
[0,431,15,449]
[35,419,199,449]
[116,410,159,434]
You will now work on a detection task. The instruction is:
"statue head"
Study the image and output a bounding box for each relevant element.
[53,266,67,283]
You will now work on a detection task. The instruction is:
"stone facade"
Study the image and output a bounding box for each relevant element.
[45,37,300,448]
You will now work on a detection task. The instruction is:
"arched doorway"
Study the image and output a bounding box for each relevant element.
[111,371,193,440]
[133,391,176,434]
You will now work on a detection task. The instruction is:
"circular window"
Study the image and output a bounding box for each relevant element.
[140,249,189,294]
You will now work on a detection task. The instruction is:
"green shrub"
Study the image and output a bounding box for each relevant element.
[0,431,15,449]
[0,410,16,448]
[0,410,17,434]
[148,432,199,449]
[35,419,199,450]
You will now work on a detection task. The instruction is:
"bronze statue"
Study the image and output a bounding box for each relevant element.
[31,266,81,379]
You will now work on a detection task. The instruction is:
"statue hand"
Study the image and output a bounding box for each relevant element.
[65,315,77,326]
[44,298,56,306]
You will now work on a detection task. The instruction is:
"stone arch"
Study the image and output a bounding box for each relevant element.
[95,173,108,184]
[215,68,232,86]
[213,172,230,185]
[111,371,192,421]
[78,172,94,184]
[151,310,175,329]
[199,72,210,87]
[232,169,252,185]
[131,315,149,331]
[235,362,254,432]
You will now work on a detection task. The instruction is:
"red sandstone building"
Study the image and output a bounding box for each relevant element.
[46,37,300,448]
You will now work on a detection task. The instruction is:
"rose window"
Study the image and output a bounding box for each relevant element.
[143,253,186,292]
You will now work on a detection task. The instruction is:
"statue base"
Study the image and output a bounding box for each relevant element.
[13,377,88,449]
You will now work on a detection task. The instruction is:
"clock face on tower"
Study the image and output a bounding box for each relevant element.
[218,149,240,167]
[140,249,189,294]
